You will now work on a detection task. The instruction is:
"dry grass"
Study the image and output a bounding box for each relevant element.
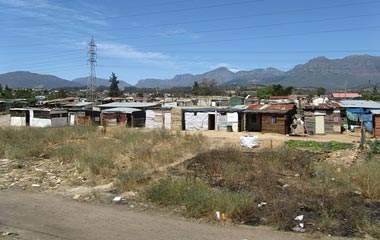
[0,126,206,184]
[147,145,380,237]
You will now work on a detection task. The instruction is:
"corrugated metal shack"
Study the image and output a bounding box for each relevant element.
[145,108,172,130]
[303,102,341,134]
[339,100,380,133]
[182,107,244,132]
[101,107,145,127]
[10,108,68,127]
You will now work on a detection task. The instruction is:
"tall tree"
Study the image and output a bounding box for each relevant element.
[317,87,326,96]
[109,72,121,97]
[3,85,12,99]
[192,81,200,96]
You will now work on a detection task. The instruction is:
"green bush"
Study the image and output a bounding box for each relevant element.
[146,178,253,219]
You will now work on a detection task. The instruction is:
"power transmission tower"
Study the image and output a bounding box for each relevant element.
[87,36,97,101]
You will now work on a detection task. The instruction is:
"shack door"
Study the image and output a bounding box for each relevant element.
[208,113,216,130]
[315,115,325,134]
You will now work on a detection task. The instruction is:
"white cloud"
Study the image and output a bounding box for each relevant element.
[97,42,169,62]
[210,63,241,73]
[0,0,107,26]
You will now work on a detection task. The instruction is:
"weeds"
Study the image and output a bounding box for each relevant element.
[115,170,149,191]
[146,178,253,219]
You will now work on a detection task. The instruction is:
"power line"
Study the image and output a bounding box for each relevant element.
[0,0,190,23]
[128,25,380,49]
[1,0,264,29]
[0,0,74,11]
[2,16,380,49]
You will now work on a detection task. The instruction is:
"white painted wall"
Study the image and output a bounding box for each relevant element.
[10,117,26,126]
[185,112,208,131]
[30,118,51,128]
[164,112,171,130]
[51,117,68,127]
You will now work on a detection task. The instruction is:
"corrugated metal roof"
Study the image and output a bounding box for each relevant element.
[102,107,141,113]
[339,100,380,108]
[181,107,242,113]
[97,102,160,108]
[332,93,361,98]
[370,110,380,115]
[245,104,295,114]
[64,102,94,107]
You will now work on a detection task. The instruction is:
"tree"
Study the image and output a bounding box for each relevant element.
[109,72,121,97]
[257,84,293,99]
[192,81,200,96]
[316,87,326,96]
[0,84,3,97]
[3,85,12,99]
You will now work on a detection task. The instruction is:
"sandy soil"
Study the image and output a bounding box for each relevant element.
[188,130,362,149]
[0,189,309,240]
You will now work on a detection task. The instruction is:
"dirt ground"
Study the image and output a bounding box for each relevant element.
[0,190,364,240]
[187,128,362,149]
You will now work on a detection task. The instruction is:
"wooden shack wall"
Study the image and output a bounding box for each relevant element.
[304,111,316,134]
[304,110,340,135]
[261,114,288,134]
[171,108,183,130]
[374,115,380,137]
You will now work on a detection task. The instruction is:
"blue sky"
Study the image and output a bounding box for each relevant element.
[0,0,380,85]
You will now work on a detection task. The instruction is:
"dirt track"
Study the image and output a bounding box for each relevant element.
[0,189,309,240]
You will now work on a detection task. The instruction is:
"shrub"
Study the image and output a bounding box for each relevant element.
[115,170,149,191]
[146,178,253,219]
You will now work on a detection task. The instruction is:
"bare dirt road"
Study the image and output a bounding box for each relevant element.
[0,189,308,240]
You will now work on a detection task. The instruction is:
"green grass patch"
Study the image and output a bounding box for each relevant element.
[285,140,353,151]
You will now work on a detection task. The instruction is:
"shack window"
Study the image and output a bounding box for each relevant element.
[10,110,25,117]
[271,116,277,124]
[34,110,50,119]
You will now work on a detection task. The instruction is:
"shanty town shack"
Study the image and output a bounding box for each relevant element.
[303,102,341,134]
[10,108,68,127]
[244,104,296,134]
[182,107,243,132]
[101,107,145,127]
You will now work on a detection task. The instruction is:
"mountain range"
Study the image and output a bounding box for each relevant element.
[72,77,131,88]
[0,72,131,89]
[1,55,380,90]
[136,55,380,90]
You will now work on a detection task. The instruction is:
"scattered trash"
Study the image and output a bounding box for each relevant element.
[240,136,259,148]
[299,223,304,228]
[292,226,306,233]
[112,196,122,203]
[123,191,137,198]
[294,215,304,221]
[32,184,40,187]
[221,213,227,222]
[216,211,221,220]
[294,173,300,177]
[72,194,81,200]
[354,190,362,195]
[257,202,267,208]
[1,232,19,237]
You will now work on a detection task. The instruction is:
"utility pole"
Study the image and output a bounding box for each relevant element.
[87,36,97,101]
